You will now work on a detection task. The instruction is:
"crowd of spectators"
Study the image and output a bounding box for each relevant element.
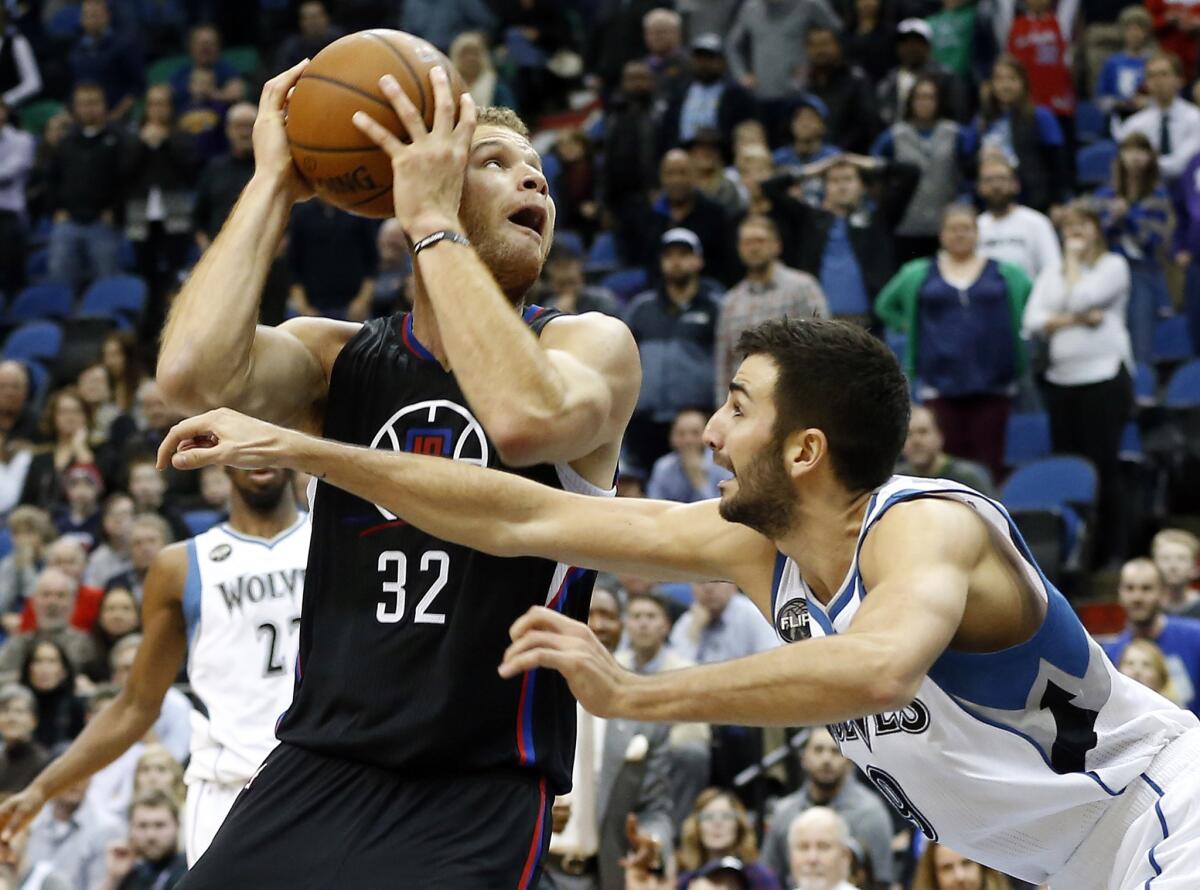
[0,1,1198,889]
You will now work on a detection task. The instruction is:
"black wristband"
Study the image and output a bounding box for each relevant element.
[412,230,471,256]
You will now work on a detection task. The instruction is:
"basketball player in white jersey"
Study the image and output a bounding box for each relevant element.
[157,318,1200,888]
[0,467,308,865]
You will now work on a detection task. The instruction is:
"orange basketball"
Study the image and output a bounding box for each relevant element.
[286,29,468,218]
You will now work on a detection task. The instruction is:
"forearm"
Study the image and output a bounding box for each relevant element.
[29,691,158,799]
[411,230,574,435]
[612,634,907,726]
[158,175,292,404]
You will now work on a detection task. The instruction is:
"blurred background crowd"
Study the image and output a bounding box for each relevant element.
[0,0,1199,888]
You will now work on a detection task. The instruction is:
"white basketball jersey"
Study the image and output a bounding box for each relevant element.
[770,476,1199,884]
[182,516,310,785]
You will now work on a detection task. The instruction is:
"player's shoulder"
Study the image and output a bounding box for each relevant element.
[860,496,990,576]
[278,315,365,374]
[538,310,639,367]
[144,541,191,604]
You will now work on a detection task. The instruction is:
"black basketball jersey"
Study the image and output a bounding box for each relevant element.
[275,307,607,794]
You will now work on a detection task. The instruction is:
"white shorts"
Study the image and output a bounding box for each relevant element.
[184,777,247,866]
[1052,727,1200,889]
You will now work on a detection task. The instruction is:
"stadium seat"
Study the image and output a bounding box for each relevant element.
[1009,509,1066,586]
[585,232,618,273]
[221,46,261,78]
[18,100,64,136]
[24,248,48,284]
[7,284,73,323]
[79,276,148,328]
[22,360,50,413]
[118,239,137,273]
[46,5,81,37]
[1003,455,1098,510]
[147,53,189,85]
[183,510,224,536]
[1119,421,1144,461]
[553,229,584,260]
[1074,101,1107,144]
[0,528,12,562]
[1004,412,1052,468]
[601,267,648,301]
[1076,141,1117,187]
[1165,359,1200,407]
[1152,316,1195,364]
[3,322,62,364]
[1134,361,1157,406]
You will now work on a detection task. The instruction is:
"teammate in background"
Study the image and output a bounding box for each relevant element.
[154,60,637,888]
[160,318,1200,887]
[0,467,308,865]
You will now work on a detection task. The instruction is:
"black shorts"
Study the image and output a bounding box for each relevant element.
[178,743,552,889]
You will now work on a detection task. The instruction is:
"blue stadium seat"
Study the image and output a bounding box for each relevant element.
[600,267,648,301]
[3,322,62,364]
[118,239,137,273]
[554,229,584,260]
[25,249,48,284]
[885,331,907,365]
[1076,141,1117,187]
[585,232,618,273]
[1165,359,1200,407]
[79,276,148,327]
[1074,101,1107,144]
[1004,412,1052,468]
[7,284,73,323]
[1152,316,1195,364]
[183,510,223,536]
[22,360,50,413]
[0,528,11,562]
[1119,421,1143,461]
[1134,361,1157,405]
[46,5,80,37]
[1003,455,1098,509]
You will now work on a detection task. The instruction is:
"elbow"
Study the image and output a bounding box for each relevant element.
[862,672,919,714]
[491,419,551,468]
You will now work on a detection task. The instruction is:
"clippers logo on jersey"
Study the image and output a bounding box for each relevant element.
[776,599,810,642]
[368,400,490,520]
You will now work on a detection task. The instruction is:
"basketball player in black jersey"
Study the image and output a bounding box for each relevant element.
[147,62,640,888]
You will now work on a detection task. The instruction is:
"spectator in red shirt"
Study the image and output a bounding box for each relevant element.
[1146,0,1200,81]
[1007,0,1075,122]
[19,538,103,634]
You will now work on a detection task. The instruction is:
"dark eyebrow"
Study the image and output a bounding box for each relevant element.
[729,381,753,401]
[471,138,543,171]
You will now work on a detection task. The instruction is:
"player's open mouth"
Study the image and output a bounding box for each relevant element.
[249,469,278,483]
[507,206,547,238]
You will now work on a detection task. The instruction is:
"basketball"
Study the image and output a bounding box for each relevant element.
[286,29,469,218]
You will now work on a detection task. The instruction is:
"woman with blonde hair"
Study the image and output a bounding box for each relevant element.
[133,743,185,808]
[448,31,516,111]
[1118,638,1182,705]
[912,842,1012,890]
[676,788,781,889]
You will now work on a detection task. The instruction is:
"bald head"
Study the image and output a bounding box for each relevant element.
[45,537,87,581]
[33,568,77,630]
[226,102,256,156]
[643,8,682,55]
[0,360,29,417]
[660,149,695,203]
[787,807,852,887]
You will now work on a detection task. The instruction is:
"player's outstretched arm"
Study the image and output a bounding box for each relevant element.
[157,409,778,601]
[157,60,355,432]
[0,547,190,844]
[498,499,981,725]
[353,68,641,466]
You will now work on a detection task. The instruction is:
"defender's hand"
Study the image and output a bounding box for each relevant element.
[157,408,298,472]
[252,59,315,203]
[0,783,46,850]
[351,66,477,239]
[498,607,634,718]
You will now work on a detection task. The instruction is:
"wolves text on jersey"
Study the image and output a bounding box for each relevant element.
[828,698,931,753]
[217,569,306,616]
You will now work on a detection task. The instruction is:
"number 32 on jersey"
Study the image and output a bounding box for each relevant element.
[376,550,450,625]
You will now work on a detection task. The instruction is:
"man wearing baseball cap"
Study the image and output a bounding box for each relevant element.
[663,34,755,151]
[623,228,724,472]
[876,18,967,127]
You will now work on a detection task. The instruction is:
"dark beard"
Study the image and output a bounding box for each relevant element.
[236,479,290,512]
[717,439,796,539]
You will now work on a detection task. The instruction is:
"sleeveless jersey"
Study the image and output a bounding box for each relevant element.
[276,308,612,794]
[770,475,1199,884]
[182,516,310,785]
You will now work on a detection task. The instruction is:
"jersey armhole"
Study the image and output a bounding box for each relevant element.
[182,539,202,649]
[770,551,789,616]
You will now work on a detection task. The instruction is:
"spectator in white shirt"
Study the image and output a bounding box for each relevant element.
[1117,51,1200,183]
[976,155,1062,280]
[1023,199,1133,559]
[0,9,41,108]
[0,98,35,294]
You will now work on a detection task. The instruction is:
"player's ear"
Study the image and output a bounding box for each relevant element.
[783,428,824,481]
